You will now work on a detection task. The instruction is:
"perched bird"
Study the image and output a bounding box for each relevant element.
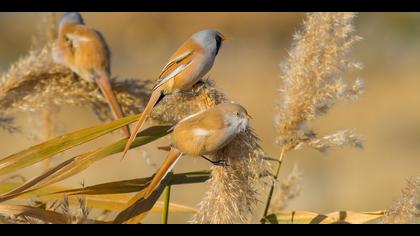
[143,102,252,199]
[52,12,130,136]
[121,29,227,160]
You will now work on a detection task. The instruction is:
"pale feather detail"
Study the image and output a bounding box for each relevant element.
[51,49,67,67]
[178,109,206,123]
[193,128,210,137]
[153,61,192,91]
[66,33,90,48]
[159,51,193,78]
[153,51,193,91]
[167,109,207,132]
[225,115,248,135]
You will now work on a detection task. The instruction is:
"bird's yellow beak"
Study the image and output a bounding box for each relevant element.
[246,114,253,120]
[221,34,231,41]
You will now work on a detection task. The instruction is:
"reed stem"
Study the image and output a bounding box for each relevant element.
[162,185,171,224]
[261,146,286,223]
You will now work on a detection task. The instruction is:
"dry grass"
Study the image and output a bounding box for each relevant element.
[383,176,420,224]
[274,12,364,152]
[263,12,365,219]
[0,195,94,224]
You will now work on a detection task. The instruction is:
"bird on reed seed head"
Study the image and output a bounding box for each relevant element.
[52,12,130,136]
[143,102,252,199]
[121,29,228,160]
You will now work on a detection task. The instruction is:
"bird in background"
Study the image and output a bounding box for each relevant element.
[143,102,252,199]
[121,29,228,160]
[52,12,130,136]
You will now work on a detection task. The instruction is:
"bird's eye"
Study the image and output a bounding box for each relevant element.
[236,112,240,117]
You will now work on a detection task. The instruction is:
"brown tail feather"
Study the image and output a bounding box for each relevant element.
[121,89,162,160]
[96,74,130,137]
[144,148,183,199]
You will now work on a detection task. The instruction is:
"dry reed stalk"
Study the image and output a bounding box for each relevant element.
[265,12,364,218]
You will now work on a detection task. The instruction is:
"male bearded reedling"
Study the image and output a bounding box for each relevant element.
[143,102,252,199]
[52,12,130,136]
[121,29,228,160]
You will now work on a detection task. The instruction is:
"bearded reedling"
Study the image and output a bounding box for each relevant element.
[121,29,227,159]
[52,12,130,136]
[143,102,252,198]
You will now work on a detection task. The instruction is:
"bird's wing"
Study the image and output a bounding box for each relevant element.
[65,33,91,49]
[152,50,194,91]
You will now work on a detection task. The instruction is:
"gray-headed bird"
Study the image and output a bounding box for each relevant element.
[121,29,227,160]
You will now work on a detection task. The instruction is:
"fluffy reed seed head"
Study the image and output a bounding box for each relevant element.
[383,176,420,224]
[275,12,364,152]
[149,81,269,224]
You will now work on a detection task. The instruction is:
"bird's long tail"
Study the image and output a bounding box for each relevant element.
[121,89,163,160]
[96,73,130,137]
[144,148,183,199]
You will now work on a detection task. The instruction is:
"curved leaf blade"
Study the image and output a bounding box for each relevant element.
[0,114,142,177]
[263,210,385,224]
[53,170,211,196]
[0,204,69,224]
[113,173,172,224]
[0,125,171,203]
[0,183,195,214]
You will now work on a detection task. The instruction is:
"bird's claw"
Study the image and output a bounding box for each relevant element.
[212,159,229,167]
[201,155,229,167]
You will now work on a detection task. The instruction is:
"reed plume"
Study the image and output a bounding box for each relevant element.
[383,176,420,224]
[274,12,364,152]
[263,12,365,219]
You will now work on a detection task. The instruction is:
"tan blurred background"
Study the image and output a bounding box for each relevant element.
[1,13,420,223]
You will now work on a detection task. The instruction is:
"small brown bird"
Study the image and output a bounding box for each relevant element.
[143,102,252,199]
[121,29,227,160]
[52,12,130,136]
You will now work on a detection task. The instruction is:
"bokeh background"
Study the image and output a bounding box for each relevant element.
[1,12,420,223]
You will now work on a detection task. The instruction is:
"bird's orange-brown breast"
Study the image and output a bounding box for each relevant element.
[172,107,227,156]
[59,23,111,81]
